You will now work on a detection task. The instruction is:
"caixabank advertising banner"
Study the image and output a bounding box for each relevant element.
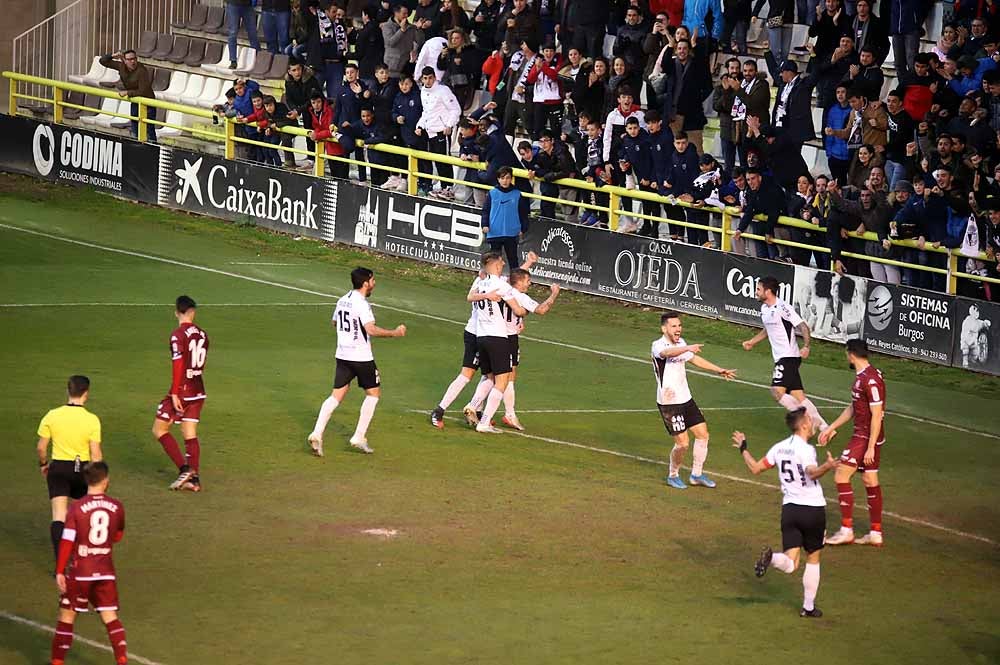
[0,113,159,202]
[157,146,337,242]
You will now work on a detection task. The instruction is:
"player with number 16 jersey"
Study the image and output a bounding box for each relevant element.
[153,296,209,492]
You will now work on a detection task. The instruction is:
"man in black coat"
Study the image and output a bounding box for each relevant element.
[765,58,817,190]
[734,168,787,260]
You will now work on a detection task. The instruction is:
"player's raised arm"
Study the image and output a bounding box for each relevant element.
[658,343,703,358]
[731,431,770,474]
[741,329,767,351]
[532,283,560,315]
[363,320,407,338]
[519,251,538,270]
[689,353,737,379]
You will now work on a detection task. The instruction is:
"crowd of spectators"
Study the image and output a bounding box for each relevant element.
[193,0,1000,299]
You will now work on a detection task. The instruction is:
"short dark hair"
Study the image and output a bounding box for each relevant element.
[846,338,869,358]
[517,140,533,152]
[759,275,780,296]
[123,49,137,58]
[250,90,264,100]
[84,461,109,486]
[743,59,758,70]
[310,91,325,101]
[625,116,640,126]
[674,130,688,140]
[732,166,746,178]
[860,46,876,56]
[345,62,358,71]
[785,407,809,432]
[660,311,681,325]
[886,89,903,101]
[67,375,90,398]
[510,268,531,286]
[497,165,513,178]
[617,86,634,98]
[263,95,277,105]
[176,295,197,313]
[644,109,661,123]
[376,63,389,71]
[725,56,740,68]
[351,267,374,288]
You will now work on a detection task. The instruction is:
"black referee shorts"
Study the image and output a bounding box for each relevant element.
[47,460,87,500]
[780,504,826,553]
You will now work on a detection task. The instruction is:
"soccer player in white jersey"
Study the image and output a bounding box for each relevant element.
[652,311,737,489]
[741,276,829,433]
[470,253,529,434]
[732,408,839,618]
[307,267,406,456]
[430,252,540,429]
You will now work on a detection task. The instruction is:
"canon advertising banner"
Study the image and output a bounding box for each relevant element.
[519,218,726,317]
[0,114,159,202]
[864,282,955,365]
[720,254,795,326]
[792,266,869,343]
[334,181,485,271]
[951,298,1000,374]
[157,146,337,242]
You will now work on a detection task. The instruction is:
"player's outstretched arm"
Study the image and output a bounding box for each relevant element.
[533,283,560,315]
[817,405,853,446]
[732,431,769,475]
[806,451,839,479]
[689,354,737,379]
[364,321,407,338]
[658,343,703,358]
[741,329,767,351]
[795,321,812,359]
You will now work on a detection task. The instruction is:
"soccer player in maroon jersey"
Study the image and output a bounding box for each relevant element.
[818,338,886,547]
[152,295,209,492]
[52,461,128,665]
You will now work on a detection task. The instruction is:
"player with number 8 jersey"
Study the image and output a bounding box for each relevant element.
[152,296,209,492]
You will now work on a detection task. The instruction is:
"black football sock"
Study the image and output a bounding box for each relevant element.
[50,521,64,563]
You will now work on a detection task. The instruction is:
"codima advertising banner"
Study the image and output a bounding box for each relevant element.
[0,114,159,202]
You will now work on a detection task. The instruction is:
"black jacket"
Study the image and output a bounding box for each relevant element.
[739,177,787,234]
[351,20,384,80]
[769,73,818,144]
[284,66,324,116]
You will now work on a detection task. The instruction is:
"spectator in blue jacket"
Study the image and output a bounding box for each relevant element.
[482,166,531,270]
[824,83,853,185]
[471,107,531,200]
[619,117,658,236]
[335,64,372,180]
[339,107,387,185]
[662,131,700,240]
[232,77,261,116]
[392,74,422,149]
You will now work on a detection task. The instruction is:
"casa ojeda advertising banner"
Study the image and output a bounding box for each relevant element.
[0,114,159,202]
[157,146,337,242]
[951,297,1000,375]
[334,181,485,271]
[864,282,955,366]
[520,218,726,317]
[720,254,795,326]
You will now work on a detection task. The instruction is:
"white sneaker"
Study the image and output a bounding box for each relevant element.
[476,424,503,434]
[824,527,855,545]
[501,414,525,431]
[349,436,374,454]
[308,433,324,457]
[855,531,883,547]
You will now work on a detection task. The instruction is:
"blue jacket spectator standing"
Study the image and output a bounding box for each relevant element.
[392,76,423,148]
[824,89,852,185]
[482,166,531,270]
[683,0,724,43]
[339,110,387,184]
[226,0,261,68]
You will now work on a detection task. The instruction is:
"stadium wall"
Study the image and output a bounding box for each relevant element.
[2,113,999,376]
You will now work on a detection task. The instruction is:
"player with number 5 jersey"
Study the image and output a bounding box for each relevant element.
[153,295,209,493]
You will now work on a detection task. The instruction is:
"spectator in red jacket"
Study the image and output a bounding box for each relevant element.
[525,38,565,140]
[304,91,347,178]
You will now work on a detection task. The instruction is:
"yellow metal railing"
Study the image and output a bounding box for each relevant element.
[6,70,999,295]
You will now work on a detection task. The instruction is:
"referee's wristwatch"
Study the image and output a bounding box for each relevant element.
[39,459,48,467]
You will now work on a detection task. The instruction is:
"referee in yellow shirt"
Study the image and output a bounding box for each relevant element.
[36,375,103,564]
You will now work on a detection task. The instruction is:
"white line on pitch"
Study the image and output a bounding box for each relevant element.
[228,262,304,266]
[0,302,335,307]
[435,416,998,547]
[1,222,995,442]
[0,611,165,665]
[408,407,786,414]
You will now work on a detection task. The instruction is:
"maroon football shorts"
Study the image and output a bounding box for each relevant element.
[155,397,205,424]
[839,435,883,472]
[59,578,119,613]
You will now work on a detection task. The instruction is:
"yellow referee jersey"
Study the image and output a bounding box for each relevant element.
[37,405,101,462]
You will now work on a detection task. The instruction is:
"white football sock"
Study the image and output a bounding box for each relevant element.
[669,444,686,477]
[802,563,821,611]
[778,393,802,410]
[480,387,504,426]
[352,395,379,440]
[799,398,828,430]
[502,382,516,416]
[311,396,340,437]
[438,374,471,410]
[467,377,494,411]
[770,552,795,574]
[691,438,709,476]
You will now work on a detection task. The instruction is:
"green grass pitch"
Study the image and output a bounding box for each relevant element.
[0,175,998,665]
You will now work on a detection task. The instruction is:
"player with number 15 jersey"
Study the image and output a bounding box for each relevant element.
[153,296,209,492]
